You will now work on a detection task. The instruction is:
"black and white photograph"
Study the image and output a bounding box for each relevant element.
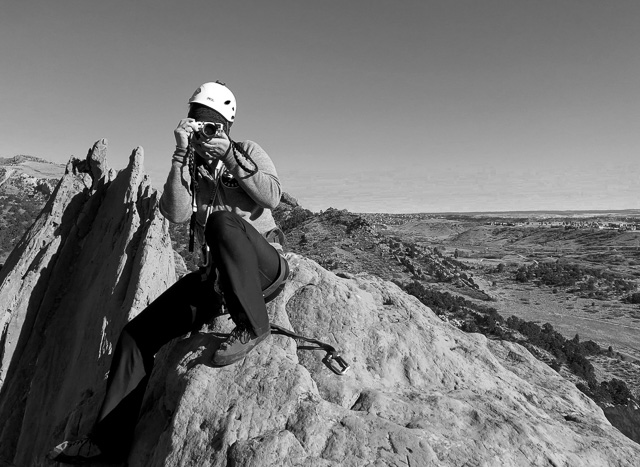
[0,1,639,465]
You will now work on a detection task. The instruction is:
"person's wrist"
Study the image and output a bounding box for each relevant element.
[172,146,187,165]
[220,142,233,164]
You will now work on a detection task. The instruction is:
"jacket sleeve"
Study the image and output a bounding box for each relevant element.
[159,161,193,224]
[222,140,282,209]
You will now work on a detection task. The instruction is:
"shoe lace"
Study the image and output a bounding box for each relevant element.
[222,325,252,348]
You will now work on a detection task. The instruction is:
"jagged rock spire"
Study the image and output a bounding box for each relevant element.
[0,140,175,466]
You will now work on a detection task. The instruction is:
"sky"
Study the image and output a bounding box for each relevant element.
[1,0,639,213]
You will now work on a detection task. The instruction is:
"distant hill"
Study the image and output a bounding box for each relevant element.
[0,155,66,178]
[0,156,65,264]
[413,209,640,219]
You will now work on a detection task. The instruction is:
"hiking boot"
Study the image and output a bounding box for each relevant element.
[212,324,270,366]
[47,437,103,464]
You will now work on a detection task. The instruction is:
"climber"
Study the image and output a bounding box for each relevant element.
[48,81,287,464]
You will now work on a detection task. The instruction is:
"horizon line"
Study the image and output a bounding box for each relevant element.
[332,208,640,216]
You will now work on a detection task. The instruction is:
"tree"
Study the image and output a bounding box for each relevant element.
[606,379,632,405]
[515,267,528,283]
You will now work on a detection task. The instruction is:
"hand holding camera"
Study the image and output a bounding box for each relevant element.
[192,121,224,141]
[174,118,198,149]
[174,119,230,164]
[191,122,230,164]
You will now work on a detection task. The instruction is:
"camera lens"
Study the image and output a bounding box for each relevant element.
[202,123,217,137]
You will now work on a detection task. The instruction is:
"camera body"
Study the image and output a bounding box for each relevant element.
[193,121,224,140]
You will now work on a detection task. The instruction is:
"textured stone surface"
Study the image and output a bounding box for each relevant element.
[0,140,175,467]
[127,255,640,467]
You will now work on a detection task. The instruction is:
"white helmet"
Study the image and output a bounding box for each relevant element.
[188,81,236,122]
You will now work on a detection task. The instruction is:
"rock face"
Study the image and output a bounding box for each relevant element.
[125,256,640,467]
[0,140,176,466]
[0,143,639,466]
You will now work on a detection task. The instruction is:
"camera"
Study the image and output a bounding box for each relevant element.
[193,121,224,140]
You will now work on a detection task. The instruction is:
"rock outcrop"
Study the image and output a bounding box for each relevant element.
[0,140,175,466]
[126,255,640,466]
[0,143,639,466]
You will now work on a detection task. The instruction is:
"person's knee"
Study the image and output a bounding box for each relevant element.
[205,210,242,245]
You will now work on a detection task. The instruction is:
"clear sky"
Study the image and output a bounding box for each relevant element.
[1,0,639,213]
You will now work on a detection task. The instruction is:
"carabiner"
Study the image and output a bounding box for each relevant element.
[322,352,351,376]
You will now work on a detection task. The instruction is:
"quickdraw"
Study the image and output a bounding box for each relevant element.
[264,258,350,376]
[270,323,351,376]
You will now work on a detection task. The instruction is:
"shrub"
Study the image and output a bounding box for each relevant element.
[515,267,529,283]
[579,340,601,355]
[605,378,632,405]
[278,207,314,233]
[622,292,640,304]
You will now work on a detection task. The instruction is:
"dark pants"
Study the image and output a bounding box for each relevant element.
[90,211,282,456]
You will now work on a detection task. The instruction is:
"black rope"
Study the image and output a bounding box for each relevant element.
[187,139,257,253]
[187,144,198,253]
[231,141,258,176]
[270,324,351,375]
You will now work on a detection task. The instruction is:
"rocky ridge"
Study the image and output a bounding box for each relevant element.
[0,144,638,465]
[0,155,65,264]
[0,155,64,195]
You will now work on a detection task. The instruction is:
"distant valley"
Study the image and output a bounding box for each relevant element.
[273,202,640,440]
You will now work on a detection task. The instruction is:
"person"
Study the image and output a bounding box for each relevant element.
[48,81,287,464]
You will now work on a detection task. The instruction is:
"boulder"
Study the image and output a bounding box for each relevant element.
[280,192,299,208]
[125,255,640,466]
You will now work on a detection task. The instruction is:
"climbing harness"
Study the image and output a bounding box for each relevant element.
[263,254,290,302]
